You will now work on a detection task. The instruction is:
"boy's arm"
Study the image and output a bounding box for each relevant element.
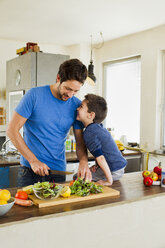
[73,128,92,181]
[96,155,113,186]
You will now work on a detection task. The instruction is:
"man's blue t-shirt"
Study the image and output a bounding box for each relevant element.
[15,85,83,170]
[83,123,127,172]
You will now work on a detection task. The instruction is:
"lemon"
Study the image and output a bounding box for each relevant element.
[0,199,8,205]
[60,186,71,197]
[22,185,33,195]
[0,189,11,201]
[115,140,124,151]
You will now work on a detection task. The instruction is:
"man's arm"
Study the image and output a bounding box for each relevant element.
[7,111,50,176]
[96,155,113,186]
[73,128,92,181]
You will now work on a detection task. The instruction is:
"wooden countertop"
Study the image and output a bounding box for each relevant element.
[0,156,20,167]
[0,150,141,167]
[0,171,164,226]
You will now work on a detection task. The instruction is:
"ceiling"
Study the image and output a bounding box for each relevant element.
[1,0,165,46]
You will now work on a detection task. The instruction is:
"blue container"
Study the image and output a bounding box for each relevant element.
[161,171,165,188]
[0,167,9,188]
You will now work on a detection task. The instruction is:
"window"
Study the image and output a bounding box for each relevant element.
[163,52,165,148]
[103,56,141,143]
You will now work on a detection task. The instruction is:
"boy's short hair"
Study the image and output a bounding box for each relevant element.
[85,94,108,123]
[58,59,87,84]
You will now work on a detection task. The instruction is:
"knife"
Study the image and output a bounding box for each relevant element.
[49,170,74,175]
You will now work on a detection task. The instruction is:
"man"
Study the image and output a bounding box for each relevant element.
[7,59,92,187]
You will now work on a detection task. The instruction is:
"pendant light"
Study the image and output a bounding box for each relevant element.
[87,32,104,86]
[87,35,96,84]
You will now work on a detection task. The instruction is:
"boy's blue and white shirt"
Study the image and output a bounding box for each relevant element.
[83,123,127,172]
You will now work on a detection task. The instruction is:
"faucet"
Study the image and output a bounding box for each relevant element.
[0,139,20,157]
[0,139,10,156]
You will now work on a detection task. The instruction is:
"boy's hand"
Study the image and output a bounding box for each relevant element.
[90,164,99,173]
[97,180,113,186]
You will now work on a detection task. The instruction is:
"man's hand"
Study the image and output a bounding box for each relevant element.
[30,160,50,176]
[77,161,92,181]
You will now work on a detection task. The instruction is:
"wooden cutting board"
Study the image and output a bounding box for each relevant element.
[28,185,120,208]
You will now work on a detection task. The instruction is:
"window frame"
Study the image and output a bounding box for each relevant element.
[161,51,165,148]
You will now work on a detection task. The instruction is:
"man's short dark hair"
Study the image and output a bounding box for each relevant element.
[58,59,87,84]
[85,94,108,123]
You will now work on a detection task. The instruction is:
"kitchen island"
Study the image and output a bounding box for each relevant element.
[0,172,165,248]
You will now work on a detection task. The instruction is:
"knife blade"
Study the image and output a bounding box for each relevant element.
[49,170,74,175]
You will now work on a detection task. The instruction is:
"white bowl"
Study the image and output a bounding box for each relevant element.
[0,197,15,216]
[152,181,161,186]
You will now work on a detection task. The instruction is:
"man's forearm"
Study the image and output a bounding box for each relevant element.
[76,143,88,163]
[7,129,50,176]
[7,112,49,176]
[7,129,38,164]
[74,128,91,180]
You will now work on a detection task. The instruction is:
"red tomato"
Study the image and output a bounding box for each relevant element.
[153,166,162,175]
[143,176,153,186]
[15,191,28,200]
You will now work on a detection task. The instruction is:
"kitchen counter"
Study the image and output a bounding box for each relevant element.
[0,150,141,167]
[0,171,164,225]
[0,155,20,167]
[67,149,141,161]
[1,171,165,248]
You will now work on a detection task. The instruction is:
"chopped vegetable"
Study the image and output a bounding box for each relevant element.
[60,186,71,197]
[15,191,28,200]
[22,185,33,195]
[70,178,103,197]
[69,180,75,186]
[33,181,63,200]
[15,198,33,206]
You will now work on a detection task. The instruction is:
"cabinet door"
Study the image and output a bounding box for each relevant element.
[36,53,69,86]
[6,53,36,92]
[125,155,142,173]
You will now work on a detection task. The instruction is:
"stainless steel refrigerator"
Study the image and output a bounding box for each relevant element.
[6,52,69,124]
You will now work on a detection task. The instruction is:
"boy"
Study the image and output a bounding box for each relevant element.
[76,94,127,186]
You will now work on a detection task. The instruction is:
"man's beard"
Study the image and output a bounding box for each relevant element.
[57,85,69,101]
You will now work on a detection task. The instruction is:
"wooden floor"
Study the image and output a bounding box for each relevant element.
[0,172,165,225]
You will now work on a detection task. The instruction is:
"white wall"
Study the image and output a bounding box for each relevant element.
[95,24,165,152]
[67,43,97,100]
